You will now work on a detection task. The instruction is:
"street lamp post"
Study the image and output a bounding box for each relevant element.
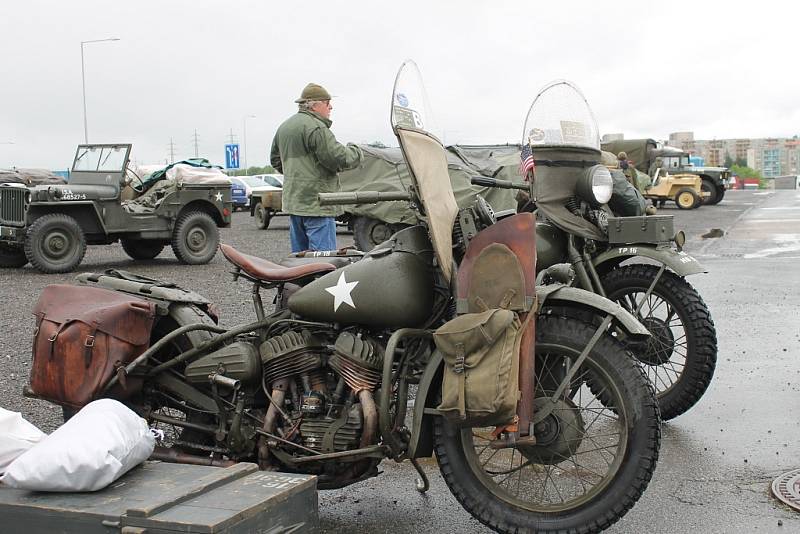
[81,38,120,143]
[243,115,256,173]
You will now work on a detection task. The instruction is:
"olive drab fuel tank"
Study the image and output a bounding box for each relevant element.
[287,226,435,328]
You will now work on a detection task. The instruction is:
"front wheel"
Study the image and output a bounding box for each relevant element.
[675,188,699,209]
[434,315,660,534]
[24,213,87,273]
[171,211,219,264]
[602,264,717,420]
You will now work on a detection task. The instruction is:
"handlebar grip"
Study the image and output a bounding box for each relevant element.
[470,176,530,191]
[318,191,412,205]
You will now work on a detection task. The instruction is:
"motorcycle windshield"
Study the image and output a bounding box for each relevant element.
[521,80,599,150]
[391,60,458,282]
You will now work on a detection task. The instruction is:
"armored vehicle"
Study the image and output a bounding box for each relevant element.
[0,144,232,273]
[602,138,731,205]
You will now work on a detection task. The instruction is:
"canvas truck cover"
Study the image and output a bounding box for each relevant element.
[338,144,520,225]
[600,139,658,174]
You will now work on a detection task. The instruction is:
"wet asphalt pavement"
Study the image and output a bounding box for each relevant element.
[1,190,799,533]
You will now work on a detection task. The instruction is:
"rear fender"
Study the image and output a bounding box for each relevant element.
[593,244,706,276]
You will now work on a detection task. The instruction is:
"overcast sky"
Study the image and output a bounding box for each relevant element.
[1,0,797,170]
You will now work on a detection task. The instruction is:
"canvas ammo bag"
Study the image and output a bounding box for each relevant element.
[29,284,156,409]
[434,308,524,426]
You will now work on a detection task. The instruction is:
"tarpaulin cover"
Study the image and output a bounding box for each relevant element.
[337,144,520,224]
[0,168,66,186]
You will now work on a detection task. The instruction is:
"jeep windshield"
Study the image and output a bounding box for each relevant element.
[72,145,130,172]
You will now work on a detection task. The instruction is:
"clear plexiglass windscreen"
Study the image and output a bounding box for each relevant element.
[521,80,599,150]
[73,145,129,172]
[391,60,441,140]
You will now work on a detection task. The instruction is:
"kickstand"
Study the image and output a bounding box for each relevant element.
[410,458,430,493]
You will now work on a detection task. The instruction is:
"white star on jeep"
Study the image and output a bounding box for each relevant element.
[215,192,223,202]
[324,272,359,312]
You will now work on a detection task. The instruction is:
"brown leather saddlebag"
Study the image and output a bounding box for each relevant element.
[29,284,156,409]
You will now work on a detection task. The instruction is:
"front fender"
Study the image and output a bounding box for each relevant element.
[541,286,650,339]
[593,244,706,276]
[409,350,444,459]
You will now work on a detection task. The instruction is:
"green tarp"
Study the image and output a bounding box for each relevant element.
[338,144,520,224]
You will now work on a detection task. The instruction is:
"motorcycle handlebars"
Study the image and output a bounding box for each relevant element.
[470,176,530,191]
[318,191,413,206]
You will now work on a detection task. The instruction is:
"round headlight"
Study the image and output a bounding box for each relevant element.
[577,165,614,206]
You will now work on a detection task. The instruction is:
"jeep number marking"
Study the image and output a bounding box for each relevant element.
[617,247,637,255]
[61,189,87,200]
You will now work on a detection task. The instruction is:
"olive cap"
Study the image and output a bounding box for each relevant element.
[617,151,628,160]
[295,83,332,103]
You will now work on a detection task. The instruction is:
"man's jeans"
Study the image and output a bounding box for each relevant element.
[289,215,337,252]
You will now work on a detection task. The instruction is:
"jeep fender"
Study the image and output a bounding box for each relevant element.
[593,244,706,276]
[27,202,107,236]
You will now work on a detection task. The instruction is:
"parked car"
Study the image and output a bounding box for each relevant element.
[230,175,283,208]
[229,177,248,210]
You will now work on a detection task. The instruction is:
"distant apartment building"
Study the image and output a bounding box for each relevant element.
[665,132,800,177]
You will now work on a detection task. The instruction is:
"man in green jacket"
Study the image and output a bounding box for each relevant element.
[270,83,363,252]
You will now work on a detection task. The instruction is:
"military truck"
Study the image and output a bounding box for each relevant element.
[601,138,731,205]
[0,144,232,273]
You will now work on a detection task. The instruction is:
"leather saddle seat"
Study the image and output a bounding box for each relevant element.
[219,244,336,283]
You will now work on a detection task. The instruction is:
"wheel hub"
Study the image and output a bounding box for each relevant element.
[518,397,585,465]
[637,316,675,365]
[370,223,392,244]
[44,231,70,258]
[187,228,207,251]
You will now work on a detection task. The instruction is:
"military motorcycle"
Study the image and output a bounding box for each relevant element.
[25,62,660,533]
[509,80,717,421]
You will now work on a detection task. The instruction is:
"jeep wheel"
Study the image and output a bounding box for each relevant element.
[254,202,272,229]
[0,243,28,268]
[121,238,165,260]
[24,214,87,273]
[171,211,219,264]
[675,188,699,210]
[353,216,397,251]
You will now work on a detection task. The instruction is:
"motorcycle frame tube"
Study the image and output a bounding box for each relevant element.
[379,328,432,459]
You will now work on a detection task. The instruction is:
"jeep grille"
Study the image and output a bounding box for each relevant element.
[0,188,27,226]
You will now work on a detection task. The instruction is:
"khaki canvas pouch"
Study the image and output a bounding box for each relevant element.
[435,308,522,426]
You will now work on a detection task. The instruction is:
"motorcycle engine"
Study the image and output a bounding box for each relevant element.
[260,330,385,454]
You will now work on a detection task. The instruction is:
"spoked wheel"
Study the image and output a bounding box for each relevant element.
[602,264,717,420]
[434,316,660,534]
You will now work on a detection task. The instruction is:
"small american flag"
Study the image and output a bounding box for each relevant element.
[519,144,535,180]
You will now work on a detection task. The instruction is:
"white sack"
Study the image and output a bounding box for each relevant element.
[0,408,46,475]
[0,399,155,492]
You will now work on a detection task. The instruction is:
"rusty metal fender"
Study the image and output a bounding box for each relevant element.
[593,244,706,276]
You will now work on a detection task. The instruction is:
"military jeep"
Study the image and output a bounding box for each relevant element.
[602,138,731,205]
[0,144,232,273]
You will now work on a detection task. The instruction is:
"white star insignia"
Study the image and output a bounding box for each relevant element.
[324,272,359,312]
[215,192,223,202]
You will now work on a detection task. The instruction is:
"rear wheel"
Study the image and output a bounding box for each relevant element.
[0,243,28,267]
[171,211,219,264]
[434,316,660,534]
[24,213,87,273]
[255,202,272,229]
[602,264,717,420]
[121,238,165,260]
[675,188,699,210]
